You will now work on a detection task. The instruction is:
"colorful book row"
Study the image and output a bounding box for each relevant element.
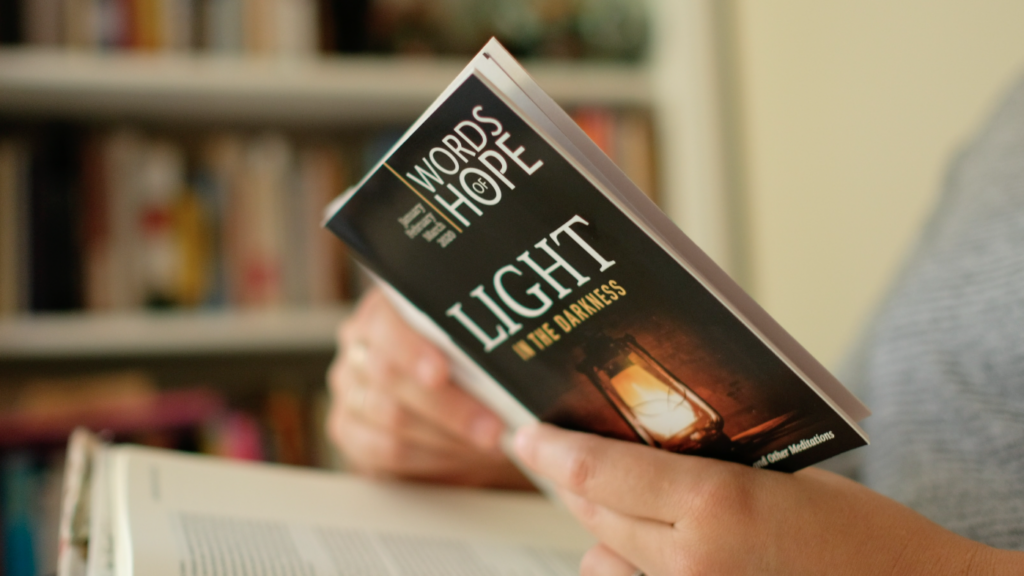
[0,126,359,314]
[0,108,653,316]
[0,369,334,576]
[0,0,647,60]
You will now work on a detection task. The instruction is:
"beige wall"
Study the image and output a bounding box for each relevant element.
[728,0,1024,368]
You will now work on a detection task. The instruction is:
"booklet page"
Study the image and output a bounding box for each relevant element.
[112,446,592,576]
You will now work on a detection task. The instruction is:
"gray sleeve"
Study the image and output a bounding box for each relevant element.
[845,70,1024,551]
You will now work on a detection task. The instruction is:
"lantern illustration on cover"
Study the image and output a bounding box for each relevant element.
[577,332,729,454]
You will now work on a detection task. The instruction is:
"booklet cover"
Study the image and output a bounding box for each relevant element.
[324,40,868,472]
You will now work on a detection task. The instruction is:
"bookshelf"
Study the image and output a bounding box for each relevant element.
[0,53,656,363]
[0,306,348,359]
[0,6,733,570]
[0,1,733,366]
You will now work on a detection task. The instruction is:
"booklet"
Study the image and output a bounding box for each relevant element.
[57,429,593,576]
[324,39,870,473]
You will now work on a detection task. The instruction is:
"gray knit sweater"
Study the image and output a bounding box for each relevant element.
[850,73,1024,550]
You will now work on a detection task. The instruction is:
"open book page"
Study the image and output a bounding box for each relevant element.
[111,445,593,576]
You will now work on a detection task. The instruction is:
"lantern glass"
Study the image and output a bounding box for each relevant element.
[578,333,726,453]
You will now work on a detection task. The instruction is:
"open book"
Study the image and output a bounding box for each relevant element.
[324,39,869,472]
[58,429,593,576]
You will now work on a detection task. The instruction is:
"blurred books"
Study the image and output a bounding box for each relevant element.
[0,127,356,314]
[0,369,337,575]
[0,0,648,60]
[0,110,654,317]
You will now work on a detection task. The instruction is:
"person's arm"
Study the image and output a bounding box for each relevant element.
[326,287,532,489]
[513,423,1024,576]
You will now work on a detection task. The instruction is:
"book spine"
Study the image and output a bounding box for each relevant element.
[0,0,22,44]
[33,455,63,576]
[235,133,290,308]
[22,0,64,46]
[264,389,309,465]
[169,0,194,51]
[326,0,369,53]
[136,139,184,307]
[120,0,139,49]
[198,133,241,307]
[571,106,616,159]
[300,144,348,305]
[614,109,657,202]
[14,139,30,312]
[204,411,264,461]
[81,133,114,311]
[283,142,309,306]
[0,140,24,315]
[28,125,82,312]
[133,0,156,51]
[175,177,213,307]
[275,0,317,58]
[63,0,99,49]
[2,452,38,576]
[104,128,145,310]
[95,0,119,49]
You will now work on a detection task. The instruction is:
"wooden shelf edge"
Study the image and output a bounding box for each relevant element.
[0,49,651,124]
[0,307,350,359]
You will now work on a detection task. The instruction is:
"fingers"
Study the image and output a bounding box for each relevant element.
[340,334,503,451]
[332,345,460,449]
[336,288,504,450]
[327,288,524,486]
[390,373,503,450]
[330,348,473,457]
[340,288,448,388]
[580,544,640,576]
[327,397,529,487]
[561,490,674,576]
[514,423,746,525]
[354,377,474,454]
[329,403,473,479]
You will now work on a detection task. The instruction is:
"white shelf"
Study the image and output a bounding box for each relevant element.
[0,49,652,124]
[0,307,349,359]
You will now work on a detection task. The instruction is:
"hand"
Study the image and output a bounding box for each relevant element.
[327,287,533,489]
[513,423,1024,576]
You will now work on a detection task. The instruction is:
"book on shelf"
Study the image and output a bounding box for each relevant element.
[571,106,657,204]
[12,0,320,56]
[0,129,353,315]
[0,110,650,319]
[0,370,326,463]
[57,428,592,576]
[0,373,223,449]
[4,448,64,576]
[1,0,645,60]
[324,38,871,472]
[0,138,28,315]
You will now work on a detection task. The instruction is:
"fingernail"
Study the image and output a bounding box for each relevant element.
[469,414,502,450]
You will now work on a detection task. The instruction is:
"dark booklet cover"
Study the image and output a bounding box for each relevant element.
[325,40,868,472]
